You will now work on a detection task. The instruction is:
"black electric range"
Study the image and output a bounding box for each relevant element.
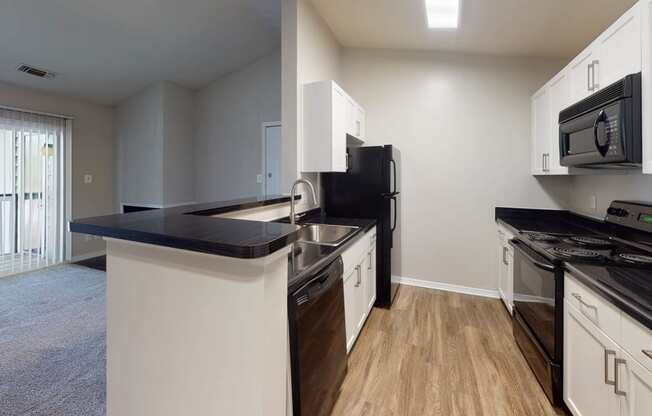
[503,201,652,408]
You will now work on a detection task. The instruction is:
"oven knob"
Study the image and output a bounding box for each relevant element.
[607,208,629,217]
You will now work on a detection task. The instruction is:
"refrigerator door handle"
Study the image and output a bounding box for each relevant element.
[390,159,397,194]
[391,196,397,232]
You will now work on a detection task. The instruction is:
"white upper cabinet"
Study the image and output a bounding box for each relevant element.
[531,86,551,175]
[531,1,646,175]
[642,0,652,173]
[303,81,366,173]
[531,72,570,176]
[548,71,571,174]
[595,3,642,91]
[569,48,597,103]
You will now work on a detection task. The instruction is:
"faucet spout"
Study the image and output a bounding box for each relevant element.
[290,179,317,224]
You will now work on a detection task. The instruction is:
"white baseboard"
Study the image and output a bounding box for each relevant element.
[70,250,106,263]
[392,275,500,299]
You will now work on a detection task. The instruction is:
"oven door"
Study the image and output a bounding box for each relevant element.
[510,239,559,361]
[559,101,624,166]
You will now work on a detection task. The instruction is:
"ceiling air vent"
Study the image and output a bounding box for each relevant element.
[16,64,56,79]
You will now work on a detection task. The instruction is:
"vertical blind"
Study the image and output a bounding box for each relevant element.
[0,108,65,267]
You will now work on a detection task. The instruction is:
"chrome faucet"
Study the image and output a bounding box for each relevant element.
[290,179,317,224]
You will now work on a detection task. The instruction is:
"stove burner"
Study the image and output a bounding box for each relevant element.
[617,253,652,265]
[549,247,602,259]
[526,233,559,242]
[567,236,612,247]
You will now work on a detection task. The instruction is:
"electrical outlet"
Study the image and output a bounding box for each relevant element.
[84,174,93,184]
[590,195,597,212]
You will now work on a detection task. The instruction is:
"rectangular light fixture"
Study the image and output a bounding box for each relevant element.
[425,0,460,29]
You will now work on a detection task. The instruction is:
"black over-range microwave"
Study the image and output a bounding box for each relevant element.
[559,72,642,168]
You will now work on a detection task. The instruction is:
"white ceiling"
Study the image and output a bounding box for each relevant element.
[0,0,280,105]
[310,0,638,59]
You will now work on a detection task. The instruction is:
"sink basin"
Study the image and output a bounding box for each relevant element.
[296,223,359,247]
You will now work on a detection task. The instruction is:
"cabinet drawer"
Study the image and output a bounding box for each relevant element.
[342,232,370,275]
[565,274,621,343]
[622,313,652,373]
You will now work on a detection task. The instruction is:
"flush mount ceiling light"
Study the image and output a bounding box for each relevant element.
[425,0,460,29]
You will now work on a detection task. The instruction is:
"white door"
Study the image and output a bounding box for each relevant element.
[595,2,642,91]
[564,300,621,416]
[531,87,551,174]
[569,49,596,103]
[263,123,282,197]
[618,351,652,416]
[548,71,571,175]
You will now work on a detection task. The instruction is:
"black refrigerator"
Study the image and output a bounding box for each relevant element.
[323,145,400,308]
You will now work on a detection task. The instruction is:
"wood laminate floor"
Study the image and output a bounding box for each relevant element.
[331,285,567,416]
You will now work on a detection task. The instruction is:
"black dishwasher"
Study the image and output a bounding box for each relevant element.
[288,257,347,416]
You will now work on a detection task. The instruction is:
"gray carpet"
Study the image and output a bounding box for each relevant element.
[0,265,106,416]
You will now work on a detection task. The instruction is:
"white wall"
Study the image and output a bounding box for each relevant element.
[116,81,196,207]
[339,48,569,291]
[568,174,652,218]
[116,83,165,206]
[162,82,195,206]
[194,50,281,202]
[0,81,115,257]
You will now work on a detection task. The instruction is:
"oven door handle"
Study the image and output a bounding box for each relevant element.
[509,240,555,272]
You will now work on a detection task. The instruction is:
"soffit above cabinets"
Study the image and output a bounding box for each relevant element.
[310,0,637,58]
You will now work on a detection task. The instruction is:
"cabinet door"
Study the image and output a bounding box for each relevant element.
[619,351,652,416]
[548,71,571,175]
[356,260,367,331]
[531,86,551,175]
[364,245,377,312]
[564,300,621,416]
[343,267,360,353]
[505,248,514,313]
[332,88,348,172]
[595,2,642,91]
[569,49,595,103]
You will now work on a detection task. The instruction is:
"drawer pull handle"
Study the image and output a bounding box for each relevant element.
[643,350,652,360]
[614,358,627,397]
[572,293,597,310]
[604,349,616,386]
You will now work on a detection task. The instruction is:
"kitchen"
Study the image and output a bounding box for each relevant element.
[3,0,652,415]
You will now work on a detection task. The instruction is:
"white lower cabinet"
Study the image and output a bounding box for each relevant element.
[343,265,361,351]
[564,273,652,416]
[497,224,514,314]
[342,227,377,353]
[564,299,621,416]
[619,351,652,416]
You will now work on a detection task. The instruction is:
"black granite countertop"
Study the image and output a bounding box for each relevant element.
[284,212,376,292]
[70,195,302,259]
[496,207,652,331]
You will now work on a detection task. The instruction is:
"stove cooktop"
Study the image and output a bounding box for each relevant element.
[521,231,652,268]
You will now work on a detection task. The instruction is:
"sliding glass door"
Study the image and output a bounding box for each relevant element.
[0,109,66,274]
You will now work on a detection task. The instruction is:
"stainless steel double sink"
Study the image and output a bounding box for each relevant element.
[296,223,359,247]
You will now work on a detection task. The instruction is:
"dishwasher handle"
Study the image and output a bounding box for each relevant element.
[294,257,344,305]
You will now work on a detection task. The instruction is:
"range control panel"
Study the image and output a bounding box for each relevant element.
[605,201,652,233]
